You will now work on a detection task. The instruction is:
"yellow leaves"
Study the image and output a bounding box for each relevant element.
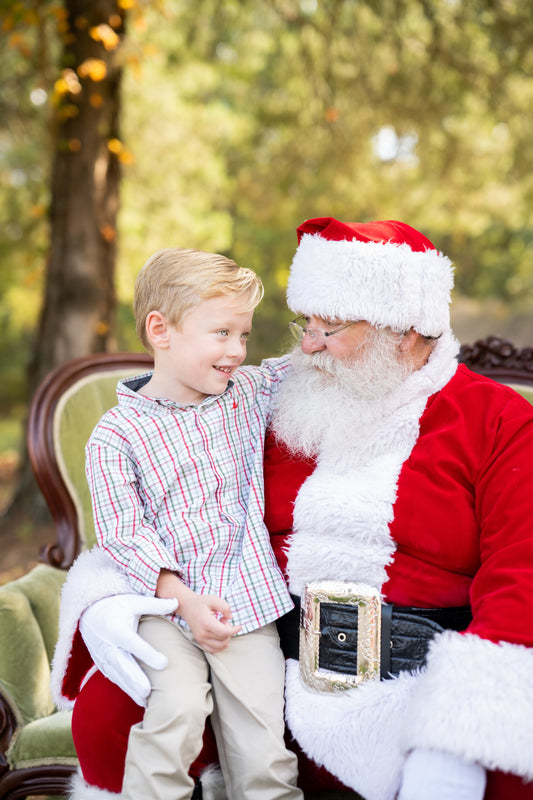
[324,107,339,123]
[54,69,82,97]
[107,139,135,165]
[77,58,108,82]
[90,94,104,109]
[7,31,31,58]
[107,138,122,154]
[119,150,135,165]
[57,104,79,122]
[29,204,46,219]
[99,225,116,244]
[1,14,15,33]
[54,60,109,94]
[90,24,120,51]
[95,320,111,336]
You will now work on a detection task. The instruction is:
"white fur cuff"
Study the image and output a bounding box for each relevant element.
[69,770,120,800]
[51,548,132,709]
[67,766,227,800]
[401,630,533,780]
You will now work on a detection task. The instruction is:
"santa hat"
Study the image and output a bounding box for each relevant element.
[286,217,454,337]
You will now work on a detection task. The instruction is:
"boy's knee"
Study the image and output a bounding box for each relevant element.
[145,682,212,734]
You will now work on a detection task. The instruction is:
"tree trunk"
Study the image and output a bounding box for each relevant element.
[30,0,124,389]
[2,0,125,528]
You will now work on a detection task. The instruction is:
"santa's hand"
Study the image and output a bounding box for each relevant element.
[79,594,178,707]
[397,748,486,800]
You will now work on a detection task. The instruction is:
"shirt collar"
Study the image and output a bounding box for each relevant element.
[117,371,234,413]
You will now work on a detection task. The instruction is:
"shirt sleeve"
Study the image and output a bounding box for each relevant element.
[259,353,292,382]
[255,353,292,422]
[85,427,182,595]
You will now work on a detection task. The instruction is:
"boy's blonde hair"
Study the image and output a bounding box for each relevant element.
[134,248,264,352]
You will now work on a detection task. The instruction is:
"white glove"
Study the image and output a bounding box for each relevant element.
[397,748,486,800]
[79,593,178,707]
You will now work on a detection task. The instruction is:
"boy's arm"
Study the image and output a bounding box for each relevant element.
[259,352,292,383]
[256,353,292,423]
[86,437,182,595]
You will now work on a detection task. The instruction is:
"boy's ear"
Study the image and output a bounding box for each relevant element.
[145,311,170,350]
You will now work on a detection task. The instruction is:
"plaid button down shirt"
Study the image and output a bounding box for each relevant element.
[86,355,294,633]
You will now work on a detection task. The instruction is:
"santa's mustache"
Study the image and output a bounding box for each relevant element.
[271,332,414,459]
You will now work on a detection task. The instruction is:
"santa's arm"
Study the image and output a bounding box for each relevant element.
[402,400,533,783]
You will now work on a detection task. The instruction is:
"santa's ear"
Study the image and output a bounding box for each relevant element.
[145,310,171,350]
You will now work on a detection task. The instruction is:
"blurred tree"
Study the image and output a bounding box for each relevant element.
[2,0,127,524]
[1,0,533,530]
[116,0,533,361]
[29,0,125,388]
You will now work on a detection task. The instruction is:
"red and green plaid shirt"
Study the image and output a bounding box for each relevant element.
[86,356,294,634]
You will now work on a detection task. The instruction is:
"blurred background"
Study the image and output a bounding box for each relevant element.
[1,0,532,576]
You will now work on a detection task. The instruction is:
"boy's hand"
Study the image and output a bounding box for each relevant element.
[179,592,242,653]
[156,569,242,653]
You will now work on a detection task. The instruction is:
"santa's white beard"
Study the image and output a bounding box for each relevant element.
[271,328,415,458]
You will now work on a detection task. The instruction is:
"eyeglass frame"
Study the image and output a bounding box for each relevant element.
[288,314,359,342]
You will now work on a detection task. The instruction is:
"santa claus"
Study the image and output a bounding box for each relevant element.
[51,218,533,800]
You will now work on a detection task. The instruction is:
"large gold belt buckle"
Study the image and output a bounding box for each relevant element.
[299,580,382,692]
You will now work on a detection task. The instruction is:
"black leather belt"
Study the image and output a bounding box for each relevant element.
[277,593,472,682]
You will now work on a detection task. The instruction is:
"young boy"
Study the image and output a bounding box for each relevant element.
[85,248,302,800]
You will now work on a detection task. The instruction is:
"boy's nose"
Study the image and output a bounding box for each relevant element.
[227,336,247,358]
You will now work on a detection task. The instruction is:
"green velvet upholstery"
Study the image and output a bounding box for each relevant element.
[54,368,147,550]
[507,384,533,405]
[0,562,77,786]
[7,709,76,769]
[0,356,153,798]
[0,564,65,726]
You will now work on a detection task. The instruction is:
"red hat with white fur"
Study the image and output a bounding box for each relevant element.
[286,217,454,338]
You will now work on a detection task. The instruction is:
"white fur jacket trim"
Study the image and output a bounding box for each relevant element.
[286,330,460,595]
[401,629,533,781]
[68,767,227,800]
[285,658,418,800]
[51,548,132,709]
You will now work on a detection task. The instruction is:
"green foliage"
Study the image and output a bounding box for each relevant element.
[0,0,60,405]
[1,0,533,412]
[117,0,533,313]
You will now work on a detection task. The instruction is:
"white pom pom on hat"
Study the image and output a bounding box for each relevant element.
[286,217,454,338]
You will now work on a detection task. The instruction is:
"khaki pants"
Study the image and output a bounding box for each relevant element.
[122,616,302,800]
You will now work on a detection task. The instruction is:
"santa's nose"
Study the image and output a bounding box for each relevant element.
[301,333,326,355]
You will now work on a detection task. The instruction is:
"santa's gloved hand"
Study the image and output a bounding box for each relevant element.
[397,748,486,800]
[79,594,178,707]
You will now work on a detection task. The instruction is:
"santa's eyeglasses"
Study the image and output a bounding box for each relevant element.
[288,314,358,343]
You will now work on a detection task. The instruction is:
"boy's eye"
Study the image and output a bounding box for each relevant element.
[214,329,250,339]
